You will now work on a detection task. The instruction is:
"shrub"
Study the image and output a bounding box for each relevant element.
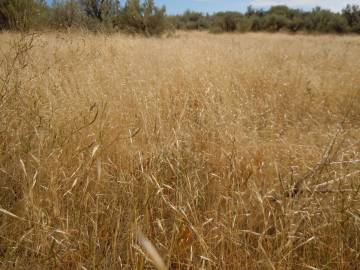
[210,12,242,33]
[0,1,359,35]
[113,0,167,36]
[327,15,349,33]
[264,14,291,32]
[289,16,305,32]
[78,0,119,31]
[250,17,265,31]
[342,5,360,33]
[0,0,47,31]
[171,11,209,30]
[309,7,349,33]
[236,17,253,32]
[50,0,82,29]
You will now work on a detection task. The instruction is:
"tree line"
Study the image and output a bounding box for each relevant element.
[0,0,167,35]
[1,1,360,35]
[171,5,360,34]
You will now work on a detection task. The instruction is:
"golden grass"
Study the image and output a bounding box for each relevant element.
[0,31,360,269]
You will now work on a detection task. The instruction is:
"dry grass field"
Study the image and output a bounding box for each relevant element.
[0,31,360,269]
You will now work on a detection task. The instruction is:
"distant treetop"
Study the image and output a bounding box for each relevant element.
[1,1,359,34]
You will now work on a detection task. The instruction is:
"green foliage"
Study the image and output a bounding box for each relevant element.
[173,4,358,34]
[308,7,348,33]
[0,1,359,35]
[169,10,209,30]
[210,12,242,33]
[76,0,119,31]
[113,0,167,36]
[79,0,118,22]
[289,16,305,32]
[236,17,253,32]
[264,14,291,32]
[342,5,360,33]
[250,17,265,31]
[51,0,82,29]
[269,5,291,17]
[0,0,47,30]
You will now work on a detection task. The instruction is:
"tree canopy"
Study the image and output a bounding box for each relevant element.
[0,1,360,35]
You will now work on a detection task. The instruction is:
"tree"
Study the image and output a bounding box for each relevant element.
[223,14,237,32]
[309,7,348,33]
[80,0,118,22]
[342,5,360,33]
[179,10,207,30]
[0,0,47,30]
[0,1,10,29]
[210,12,241,32]
[269,5,291,18]
[246,5,255,17]
[264,14,291,32]
[142,0,167,35]
[114,0,167,36]
[250,17,264,31]
[51,0,81,28]
[80,0,103,21]
[289,16,305,32]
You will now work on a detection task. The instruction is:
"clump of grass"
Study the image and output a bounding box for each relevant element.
[0,31,359,269]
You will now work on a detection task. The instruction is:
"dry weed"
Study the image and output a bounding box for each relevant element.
[0,31,359,269]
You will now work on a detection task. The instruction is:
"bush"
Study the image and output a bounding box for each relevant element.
[327,15,349,33]
[289,16,305,32]
[250,17,265,31]
[309,8,349,33]
[50,0,82,29]
[0,1,359,35]
[113,0,167,36]
[342,5,360,33]
[264,14,291,32]
[210,12,242,33]
[208,25,223,34]
[170,11,209,30]
[0,0,47,31]
[236,17,253,32]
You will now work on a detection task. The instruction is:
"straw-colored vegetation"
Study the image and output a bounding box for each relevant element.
[0,31,360,269]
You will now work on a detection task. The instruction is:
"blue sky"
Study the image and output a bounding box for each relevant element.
[46,1,360,15]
